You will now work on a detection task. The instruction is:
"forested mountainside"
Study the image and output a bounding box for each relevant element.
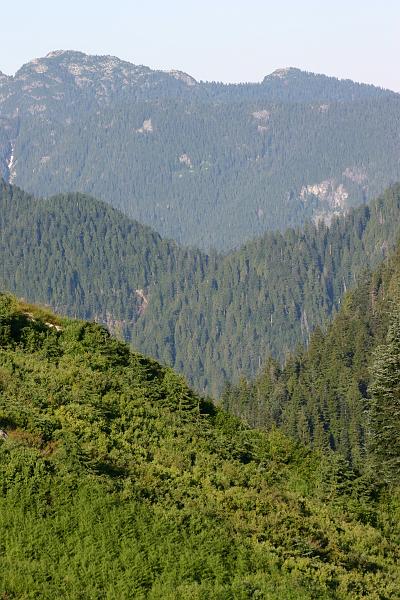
[2,181,400,396]
[222,241,400,475]
[0,180,209,329]
[1,51,400,249]
[136,184,400,395]
[0,294,399,598]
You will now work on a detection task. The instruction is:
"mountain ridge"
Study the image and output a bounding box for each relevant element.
[3,51,397,95]
[262,65,395,94]
[1,49,400,250]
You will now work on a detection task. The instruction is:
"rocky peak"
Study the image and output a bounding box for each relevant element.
[15,50,150,81]
[10,50,197,107]
[271,67,300,77]
[0,51,202,128]
[264,67,302,81]
[45,49,85,59]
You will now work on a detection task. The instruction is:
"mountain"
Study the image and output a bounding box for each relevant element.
[0,179,209,333]
[222,240,400,474]
[135,184,400,394]
[1,51,400,249]
[0,293,399,598]
[206,66,397,102]
[0,50,197,115]
[2,180,400,396]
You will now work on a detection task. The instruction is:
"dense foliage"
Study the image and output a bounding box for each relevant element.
[0,180,208,330]
[2,181,400,396]
[1,51,400,249]
[0,294,399,598]
[222,242,400,477]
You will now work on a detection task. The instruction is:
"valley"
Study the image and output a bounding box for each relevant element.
[2,180,400,396]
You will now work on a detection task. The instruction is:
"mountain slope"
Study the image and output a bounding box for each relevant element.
[0,180,209,338]
[222,240,400,471]
[1,51,400,249]
[205,66,397,102]
[0,294,399,598]
[134,184,400,394]
[2,181,400,396]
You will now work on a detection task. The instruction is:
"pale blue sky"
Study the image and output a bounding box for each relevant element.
[2,0,399,90]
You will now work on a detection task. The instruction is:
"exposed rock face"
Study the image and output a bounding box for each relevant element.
[179,153,193,167]
[267,67,299,80]
[252,110,271,133]
[137,119,153,133]
[299,171,368,226]
[300,179,351,225]
[135,289,149,316]
[252,109,271,121]
[7,142,16,184]
[300,179,349,210]
[314,103,330,112]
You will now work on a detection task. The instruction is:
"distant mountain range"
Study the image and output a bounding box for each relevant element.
[1,50,400,249]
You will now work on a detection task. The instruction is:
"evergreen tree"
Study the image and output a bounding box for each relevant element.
[369,304,400,484]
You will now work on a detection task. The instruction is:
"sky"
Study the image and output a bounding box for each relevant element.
[2,0,399,90]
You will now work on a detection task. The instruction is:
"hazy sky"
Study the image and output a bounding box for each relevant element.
[2,0,399,90]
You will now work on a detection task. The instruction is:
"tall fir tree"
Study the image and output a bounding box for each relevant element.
[369,303,400,484]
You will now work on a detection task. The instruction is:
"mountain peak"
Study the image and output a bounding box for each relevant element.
[42,50,197,85]
[269,67,301,78]
[45,49,85,59]
[42,49,128,66]
[9,50,199,104]
[12,50,156,93]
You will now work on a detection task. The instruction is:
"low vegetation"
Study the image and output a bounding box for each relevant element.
[0,294,399,598]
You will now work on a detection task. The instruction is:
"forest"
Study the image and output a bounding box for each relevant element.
[0,292,399,598]
[1,51,400,249]
[2,180,400,395]
[1,50,400,598]
[222,241,400,475]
